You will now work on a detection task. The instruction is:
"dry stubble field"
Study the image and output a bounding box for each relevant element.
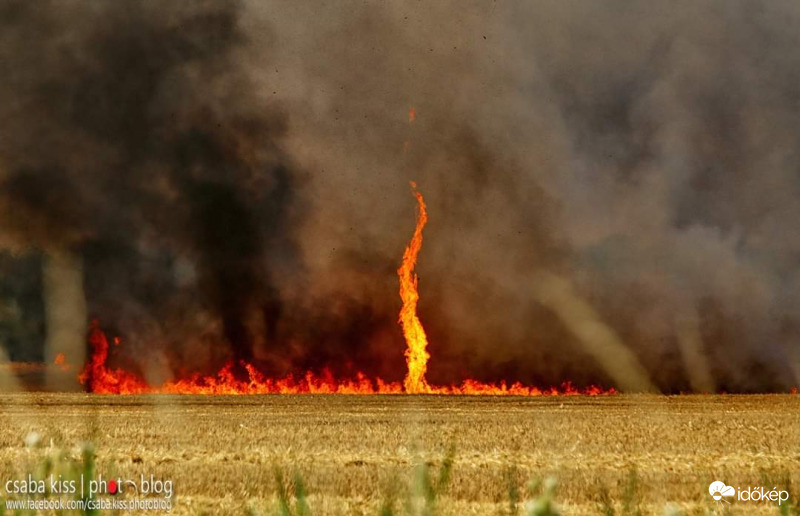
[0,394,798,515]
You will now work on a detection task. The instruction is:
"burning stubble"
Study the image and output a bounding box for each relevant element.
[77,183,612,395]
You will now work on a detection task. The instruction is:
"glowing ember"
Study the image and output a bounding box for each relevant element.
[53,352,70,372]
[77,185,615,396]
[398,181,431,393]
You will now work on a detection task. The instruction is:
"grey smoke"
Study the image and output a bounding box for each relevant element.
[42,249,86,390]
[1,0,799,391]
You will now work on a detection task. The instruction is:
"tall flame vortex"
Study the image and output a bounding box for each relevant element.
[398,181,431,393]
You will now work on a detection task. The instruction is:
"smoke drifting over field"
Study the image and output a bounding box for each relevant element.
[1,0,799,391]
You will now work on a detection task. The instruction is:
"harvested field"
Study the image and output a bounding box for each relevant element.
[0,394,798,514]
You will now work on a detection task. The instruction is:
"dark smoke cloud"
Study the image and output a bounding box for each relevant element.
[1,0,800,391]
[0,0,299,377]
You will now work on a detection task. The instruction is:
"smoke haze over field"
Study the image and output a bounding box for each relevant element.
[1,0,800,391]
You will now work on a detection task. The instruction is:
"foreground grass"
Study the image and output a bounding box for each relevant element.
[0,439,561,515]
[264,463,800,516]
[4,442,798,515]
[0,394,798,514]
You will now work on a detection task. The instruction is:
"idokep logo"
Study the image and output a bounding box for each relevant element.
[709,480,790,506]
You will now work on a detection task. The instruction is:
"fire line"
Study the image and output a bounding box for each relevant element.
[77,184,614,396]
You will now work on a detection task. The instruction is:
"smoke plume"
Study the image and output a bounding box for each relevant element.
[1,0,800,391]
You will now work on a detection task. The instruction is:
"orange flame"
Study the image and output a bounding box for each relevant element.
[76,187,615,397]
[54,352,70,372]
[398,181,431,393]
[78,325,613,395]
[78,323,406,395]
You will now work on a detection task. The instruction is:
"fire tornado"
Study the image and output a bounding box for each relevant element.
[398,181,431,394]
